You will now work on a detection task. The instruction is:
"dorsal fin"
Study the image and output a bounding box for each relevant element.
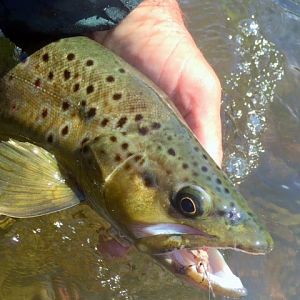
[0,139,80,217]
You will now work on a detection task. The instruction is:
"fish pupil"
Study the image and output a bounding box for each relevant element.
[172,186,208,218]
[180,197,196,214]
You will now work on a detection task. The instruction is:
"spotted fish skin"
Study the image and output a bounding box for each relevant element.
[0,37,180,171]
[0,37,272,255]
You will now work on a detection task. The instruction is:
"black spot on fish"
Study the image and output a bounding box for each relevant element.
[110,136,117,142]
[216,178,222,185]
[142,171,157,188]
[73,83,80,92]
[138,126,149,136]
[167,136,172,141]
[81,100,86,107]
[86,59,94,66]
[106,76,115,82]
[115,154,122,162]
[168,148,176,156]
[248,211,253,217]
[194,147,200,152]
[202,154,208,160]
[216,187,221,193]
[121,143,129,150]
[135,114,143,121]
[86,85,94,94]
[101,118,109,127]
[64,70,71,80]
[34,78,41,87]
[8,75,13,81]
[42,53,49,62]
[61,125,69,136]
[124,162,131,170]
[193,172,199,177]
[62,101,70,111]
[113,93,122,101]
[193,162,198,167]
[48,71,54,80]
[201,166,208,172]
[47,134,54,144]
[134,155,142,162]
[67,53,75,61]
[151,122,161,130]
[224,188,230,194]
[117,117,127,128]
[182,163,189,169]
[119,68,125,73]
[206,176,211,181]
[41,108,48,118]
[87,107,96,119]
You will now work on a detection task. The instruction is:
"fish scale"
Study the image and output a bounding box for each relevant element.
[0,36,272,297]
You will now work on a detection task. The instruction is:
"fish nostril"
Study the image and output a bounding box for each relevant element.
[226,209,242,225]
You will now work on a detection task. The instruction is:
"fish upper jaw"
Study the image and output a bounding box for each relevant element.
[130,222,273,255]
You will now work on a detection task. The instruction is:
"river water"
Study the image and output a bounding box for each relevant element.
[0,0,299,299]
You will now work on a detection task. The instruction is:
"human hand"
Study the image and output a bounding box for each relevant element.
[91,0,222,165]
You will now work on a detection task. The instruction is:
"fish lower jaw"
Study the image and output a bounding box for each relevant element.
[158,247,247,298]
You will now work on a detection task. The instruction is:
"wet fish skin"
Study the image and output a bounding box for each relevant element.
[0,37,272,255]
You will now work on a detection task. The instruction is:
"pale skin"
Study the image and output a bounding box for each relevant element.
[91,0,223,166]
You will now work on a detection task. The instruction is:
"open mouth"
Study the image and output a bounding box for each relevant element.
[131,224,249,298]
[158,247,247,298]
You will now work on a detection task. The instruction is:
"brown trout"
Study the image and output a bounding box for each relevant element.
[0,36,273,298]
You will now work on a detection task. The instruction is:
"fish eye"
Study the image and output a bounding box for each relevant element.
[171,185,211,218]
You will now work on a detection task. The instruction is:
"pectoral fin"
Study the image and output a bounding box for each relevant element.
[0,140,80,218]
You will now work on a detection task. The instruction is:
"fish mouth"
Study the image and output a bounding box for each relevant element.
[130,223,260,298]
[157,247,247,298]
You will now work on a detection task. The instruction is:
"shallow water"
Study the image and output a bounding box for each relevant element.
[0,0,299,299]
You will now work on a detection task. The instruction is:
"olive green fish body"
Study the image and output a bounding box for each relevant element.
[0,37,273,297]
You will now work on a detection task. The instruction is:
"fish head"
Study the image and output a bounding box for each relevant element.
[102,121,272,254]
[101,120,272,297]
